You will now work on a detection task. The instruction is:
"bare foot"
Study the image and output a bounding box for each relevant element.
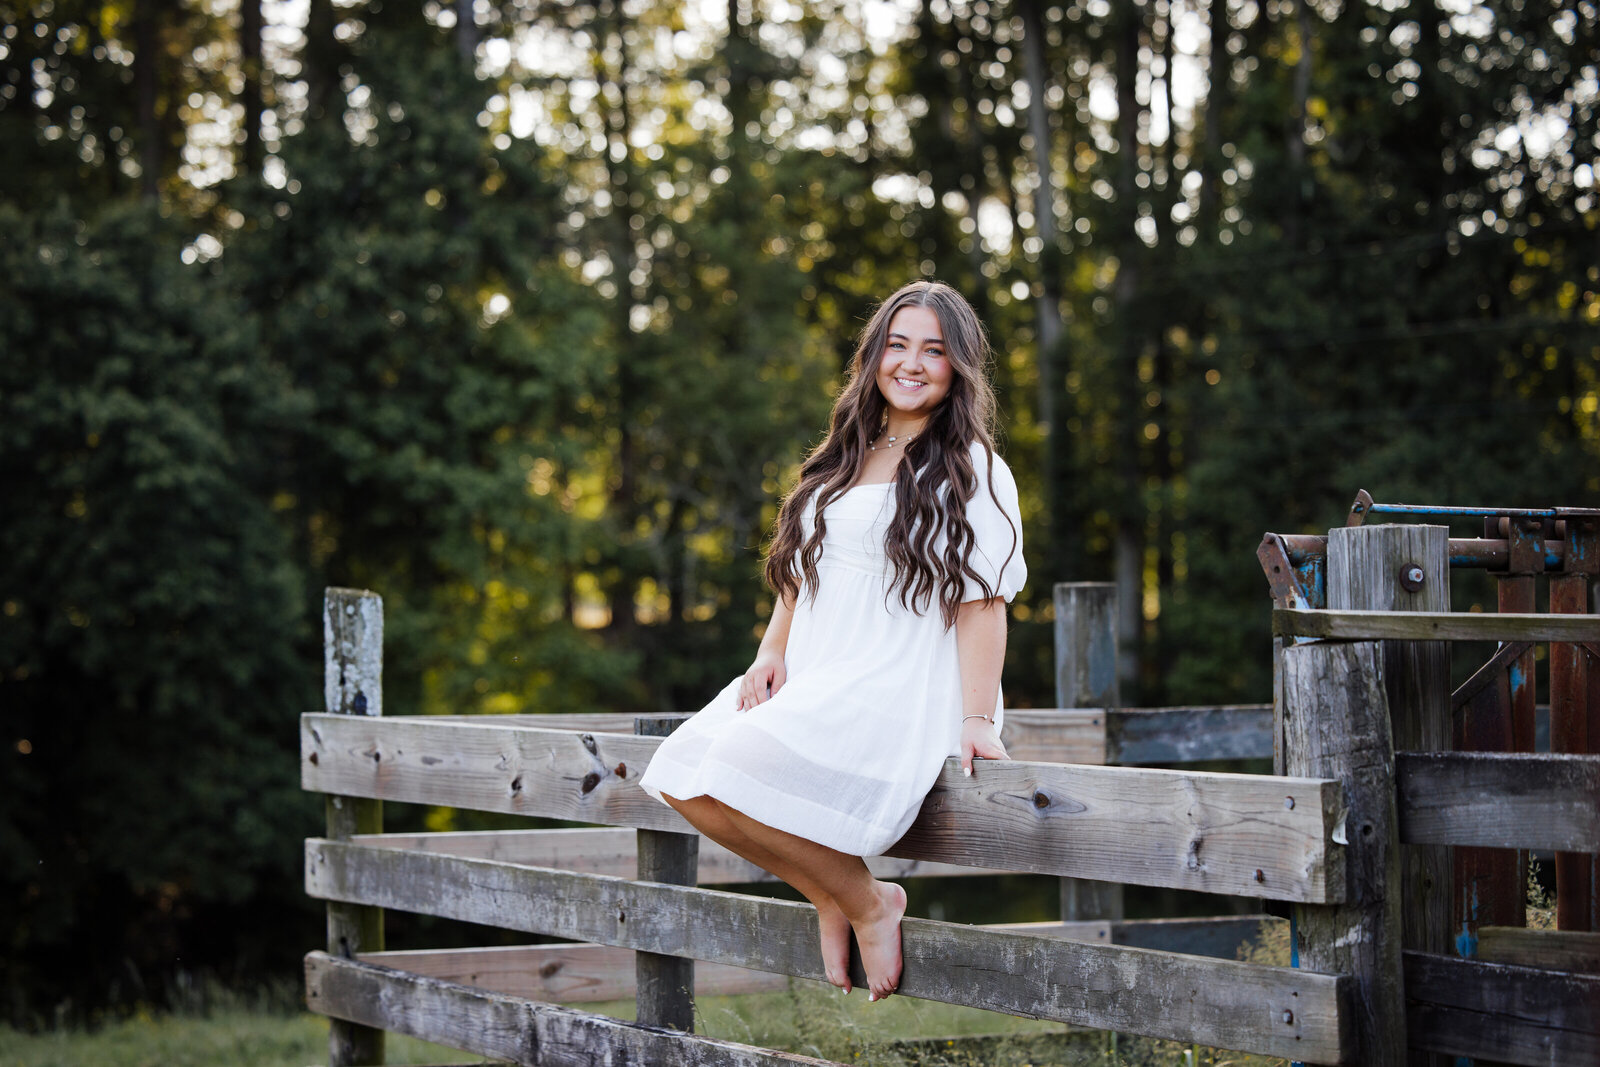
[816,901,852,993]
[851,881,906,1001]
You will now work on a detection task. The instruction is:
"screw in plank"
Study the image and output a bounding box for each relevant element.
[1398,563,1425,592]
[1282,1010,1294,1024]
[1283,796,1295,810]
[1254,869,1265,883]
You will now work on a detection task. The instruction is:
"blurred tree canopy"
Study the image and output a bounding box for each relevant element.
[2,0,1597,1021]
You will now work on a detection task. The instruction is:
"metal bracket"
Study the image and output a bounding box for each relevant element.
[1258,533,1312,610]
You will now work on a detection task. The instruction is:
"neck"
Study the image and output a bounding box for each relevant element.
[883,415,927,440]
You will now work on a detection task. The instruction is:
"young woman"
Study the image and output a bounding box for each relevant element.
[639,280,1025,1003]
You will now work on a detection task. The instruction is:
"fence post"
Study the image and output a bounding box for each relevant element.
[1329,525,1451,1067]
[1282,640,1406,1066]
[1053,582,1124,923]
[324,588,386,1066]
[635,715,699,1031]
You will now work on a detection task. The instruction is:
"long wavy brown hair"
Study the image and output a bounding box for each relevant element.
[764,281,1017,628]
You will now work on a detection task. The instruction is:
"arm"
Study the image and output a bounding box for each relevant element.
[737,592,796,710]
[955,595,1010,775]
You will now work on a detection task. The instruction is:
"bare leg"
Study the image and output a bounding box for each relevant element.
[663,793,856,992]
[709,800,905,1001]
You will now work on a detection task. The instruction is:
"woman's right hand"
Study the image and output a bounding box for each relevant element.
[736,651,787,710]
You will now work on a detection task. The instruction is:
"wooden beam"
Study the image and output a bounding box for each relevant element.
[359,916,1287,1006]
[1274,608,1600,643]
[634,715,697,1032]
[354,827,986,883]
[1105,706,1274,764]
[322,587,385,1067]
[1329,525,1454,1067]
[997,709,1107,765]
[360,944,788,1003]
[305,841,1348,1063]
[1476,926,1600,973]
[1396,752,1600,852]
[1404,950,1600,1065]
[306,952,841,1066]
[305,716,1345,902]
[1282,640,1406,1066]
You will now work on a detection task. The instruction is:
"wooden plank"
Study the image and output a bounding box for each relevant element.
[306,716,1346,902]
[354,827,987,883]
[321,587,385,1067]
[1477,926,1600,973]
[302,715,681,830]
[1404,950,1600,1065]
[429,712,643,733]
[1273,608,1600,643]
[1105,705,1274,764]
[992,917,1284,961]
[1396,752,1600,852]
[634,715,697,1032]
[362,920,1291,1006]
[360,944,789,1002]
[997,709,1107,765]
[304,841,1348,1063]
[1051,584,1125,925]
[1054,582,1119,709]
[306,952,842,1066]
[1329,525,1453,1067]
[1282,640,1405,1066]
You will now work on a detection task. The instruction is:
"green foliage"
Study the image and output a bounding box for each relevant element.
[0,201,317,1015]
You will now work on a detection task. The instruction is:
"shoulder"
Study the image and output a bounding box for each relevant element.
[965,440,1018,501]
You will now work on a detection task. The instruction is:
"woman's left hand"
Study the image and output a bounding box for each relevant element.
[959,717,1009,777]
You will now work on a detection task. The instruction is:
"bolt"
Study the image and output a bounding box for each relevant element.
[1284,796,1295,810]
[1282,1010,1294,1025]
[1254,869,1265,883]
[1399,563,1425,592]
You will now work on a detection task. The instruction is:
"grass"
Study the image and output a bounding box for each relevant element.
[0,980,1286,1067]
[0,1009,490,1067]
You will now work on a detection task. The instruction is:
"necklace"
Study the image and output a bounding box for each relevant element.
[868,431,914,452]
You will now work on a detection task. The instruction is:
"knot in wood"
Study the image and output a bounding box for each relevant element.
[352,691,367,714]
[308,752,319,765]
[510,774,523,793]
[580,771,602,794]
[1031,791,1051,810]
[614,762,627,778]
[581,733,599,756]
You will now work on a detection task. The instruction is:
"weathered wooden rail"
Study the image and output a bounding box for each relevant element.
[303,532,1600,1065]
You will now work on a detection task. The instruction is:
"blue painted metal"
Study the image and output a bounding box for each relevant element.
[1448,547,1563,568]
[1293,555,1327,610]
[1361,502,1600,520]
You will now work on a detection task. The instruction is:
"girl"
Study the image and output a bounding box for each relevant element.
[639,280,1025,1003]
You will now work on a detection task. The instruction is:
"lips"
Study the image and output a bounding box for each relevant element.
[894,377,927,389]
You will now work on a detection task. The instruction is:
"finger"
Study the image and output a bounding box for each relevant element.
[960,747,974,777]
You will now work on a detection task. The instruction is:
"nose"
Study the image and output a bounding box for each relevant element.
[902,347,925,370]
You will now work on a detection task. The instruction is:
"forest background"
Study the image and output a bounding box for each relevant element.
[1,0,1597,1025]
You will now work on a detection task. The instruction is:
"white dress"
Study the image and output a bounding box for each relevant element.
[639,443,1027,857]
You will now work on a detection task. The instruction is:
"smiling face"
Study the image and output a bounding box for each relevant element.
[874,305,953,428]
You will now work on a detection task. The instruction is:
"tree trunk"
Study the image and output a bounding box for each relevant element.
[133,0,161,201]
[240,0,263,176]
[1019,0,1065,555]
[1112,5,1146,695]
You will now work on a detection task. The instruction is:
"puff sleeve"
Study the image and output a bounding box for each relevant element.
[960,444,1027,603]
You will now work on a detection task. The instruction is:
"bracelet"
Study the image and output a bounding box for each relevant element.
[962,714,993,724]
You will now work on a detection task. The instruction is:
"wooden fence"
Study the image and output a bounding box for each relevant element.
[302,525,1600,1066]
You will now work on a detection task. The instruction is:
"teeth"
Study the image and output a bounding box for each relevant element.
[895,378,924,388]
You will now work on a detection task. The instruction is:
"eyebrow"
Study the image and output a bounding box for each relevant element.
[887,332,944,345]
